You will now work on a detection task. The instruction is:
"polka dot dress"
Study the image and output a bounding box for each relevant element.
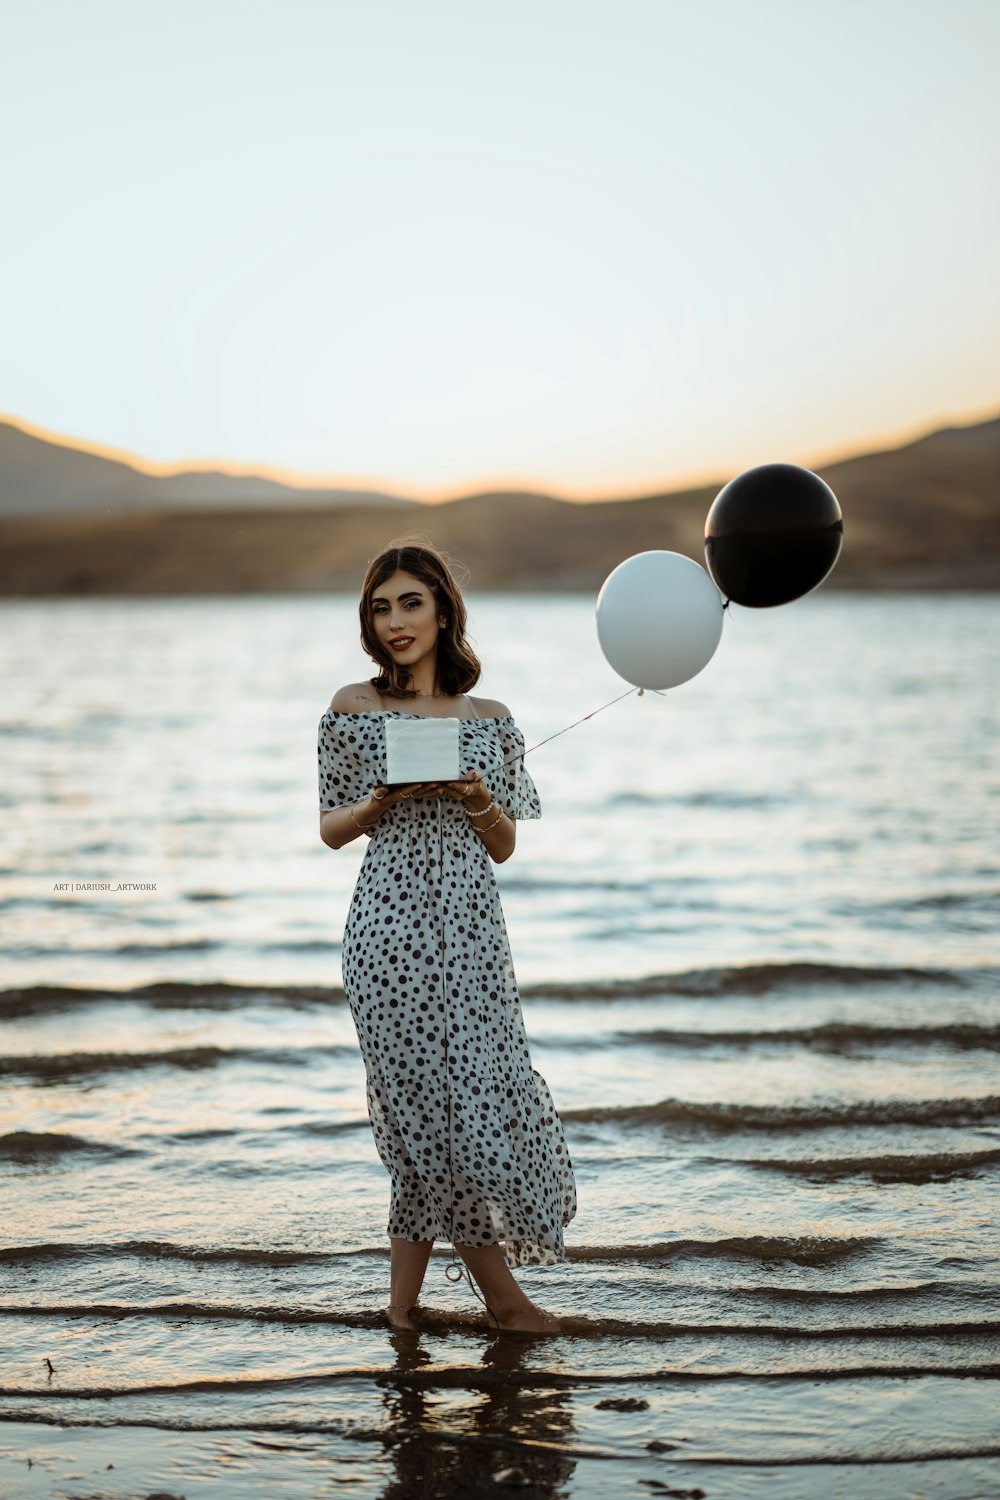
[318,704,577,1267]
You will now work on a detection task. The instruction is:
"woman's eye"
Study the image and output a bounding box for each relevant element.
[374,600,422,613]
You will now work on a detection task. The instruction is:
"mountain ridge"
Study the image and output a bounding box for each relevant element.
[0,418,413,515]
[1,411,997,593]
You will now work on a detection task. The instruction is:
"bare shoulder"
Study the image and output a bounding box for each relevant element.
[471,695,512,718]
[329,681,382,713]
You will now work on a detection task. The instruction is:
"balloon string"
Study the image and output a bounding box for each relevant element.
[500,684,646,770]
[522,684,640,758]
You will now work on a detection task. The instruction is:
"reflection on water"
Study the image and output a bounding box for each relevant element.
[378,1328,578,1495]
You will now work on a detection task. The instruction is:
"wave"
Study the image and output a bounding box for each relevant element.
[71,939,223,956]
[0,1239,334,1268]
[567,1234,883,1266]
[720,1146,1000,1182]
[0,1121,357,1160]
[1,1297,996,1345]
[0,1131,137,1161]
[3,1362,1000,1402]
[0,980,341,1019]
[889,891,1000,913]
[3,1027,994,1088]
[0,1043,351,1081]
[0,1252,989,1311]
[743,1280,990,1303]
[0,1232,879,1270]
[623,1021,1000,1052]
[163,1119,362,1143]
[1,1409,999,1466]
[0,961,983,1020]
[531,962,974,1001]
[606,788,784,809]
[563,1094,1000,1132]
[497,874,654,894]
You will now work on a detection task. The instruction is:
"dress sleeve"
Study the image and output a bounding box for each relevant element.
[494,719,542,821]
[317,713,370,817]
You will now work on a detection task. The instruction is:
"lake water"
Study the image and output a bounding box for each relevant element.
[0,590,997,1498]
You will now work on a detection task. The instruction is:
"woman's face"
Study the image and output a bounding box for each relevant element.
[369,569,443,669]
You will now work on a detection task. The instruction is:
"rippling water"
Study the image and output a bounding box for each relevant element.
[1,591,997,1497]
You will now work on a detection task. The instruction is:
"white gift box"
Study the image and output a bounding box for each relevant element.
[384,717,460,784]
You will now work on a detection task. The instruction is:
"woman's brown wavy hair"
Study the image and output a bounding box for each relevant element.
[358,538,481,699]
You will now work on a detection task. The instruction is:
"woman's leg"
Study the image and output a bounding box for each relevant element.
[388,1237,434,1326]
[454,1242,559,1331]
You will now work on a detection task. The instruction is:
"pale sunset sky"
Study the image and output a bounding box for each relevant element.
[2,0,998,499]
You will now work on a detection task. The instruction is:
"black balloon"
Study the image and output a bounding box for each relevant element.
[704,463,843,608]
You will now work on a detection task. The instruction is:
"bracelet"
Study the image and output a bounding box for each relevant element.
[465,798,498,822]
[349,801,377,832]
[473,808,504,834]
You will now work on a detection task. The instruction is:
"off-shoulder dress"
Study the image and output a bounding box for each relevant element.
[317,699,577,1267]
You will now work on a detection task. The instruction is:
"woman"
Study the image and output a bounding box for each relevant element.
[318,540,576,1334]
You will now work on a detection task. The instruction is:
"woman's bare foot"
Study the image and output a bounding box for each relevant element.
[495,1300,561,1335]
[386,1303,415,1330]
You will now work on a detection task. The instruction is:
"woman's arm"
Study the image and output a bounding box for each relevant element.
[456,698,517,862]
[322,778,441,849]
[436,771,517,863]
[469,803,516,863]
[320,682,422,849]
[320,790,390,849]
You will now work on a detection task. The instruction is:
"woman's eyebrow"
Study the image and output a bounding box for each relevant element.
[372,590,424,604]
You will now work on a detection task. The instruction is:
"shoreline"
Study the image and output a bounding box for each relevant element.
[0,576,997,598]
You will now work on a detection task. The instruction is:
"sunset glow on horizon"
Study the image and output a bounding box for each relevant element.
[4,402,998,506]
[2,0,998,499]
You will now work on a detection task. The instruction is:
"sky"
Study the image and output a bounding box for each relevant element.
[2,0,998,500]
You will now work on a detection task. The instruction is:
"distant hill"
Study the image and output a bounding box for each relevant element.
[0,419,415,515]
[0,411,997,594]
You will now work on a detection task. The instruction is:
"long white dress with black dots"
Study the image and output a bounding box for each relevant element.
[318,700,577,1267]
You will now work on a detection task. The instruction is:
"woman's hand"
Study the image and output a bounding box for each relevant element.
[431,771,493,813]
[373,773,493,812]
[364,773,513,861]
[369,781,431,806]
[382,772,492,810]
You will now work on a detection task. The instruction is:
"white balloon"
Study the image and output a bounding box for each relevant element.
[595,551,724,689]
